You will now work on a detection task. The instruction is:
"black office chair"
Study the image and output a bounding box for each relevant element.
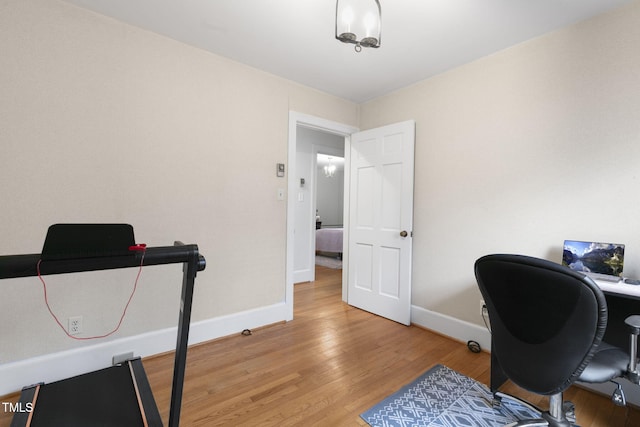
[474,254,640,427]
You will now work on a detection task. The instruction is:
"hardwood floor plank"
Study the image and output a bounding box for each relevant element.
[2,265,639,426]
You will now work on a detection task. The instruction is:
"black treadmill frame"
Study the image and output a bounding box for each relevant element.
[0,242,206,427]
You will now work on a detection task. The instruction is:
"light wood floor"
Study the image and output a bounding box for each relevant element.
[2,265,639,426]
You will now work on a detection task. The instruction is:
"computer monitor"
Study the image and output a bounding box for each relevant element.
[562,240,625,280]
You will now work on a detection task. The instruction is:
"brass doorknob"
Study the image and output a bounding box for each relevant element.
[400,230,408,237]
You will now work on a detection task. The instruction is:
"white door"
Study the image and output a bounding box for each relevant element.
[347,120,415,325]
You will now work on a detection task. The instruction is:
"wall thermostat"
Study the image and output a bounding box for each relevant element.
[277,163,285,177]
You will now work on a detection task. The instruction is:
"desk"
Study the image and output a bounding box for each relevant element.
[596,279,640,354]
[597,279,640,300]
[490,279,640,395]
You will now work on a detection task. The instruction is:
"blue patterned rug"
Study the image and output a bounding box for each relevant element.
[361,364,540,426]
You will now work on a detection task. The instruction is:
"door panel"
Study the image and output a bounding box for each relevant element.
[380,247,401,298]
[381,163,402,229]
[356,167,375,227]
[354,243,373,291]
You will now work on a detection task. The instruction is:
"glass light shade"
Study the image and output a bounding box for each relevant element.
[324,163,336,178]
[335,0,381,50]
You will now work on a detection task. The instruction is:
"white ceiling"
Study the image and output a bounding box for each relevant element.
[63,0,632,103]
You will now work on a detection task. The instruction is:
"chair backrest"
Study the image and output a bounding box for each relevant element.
[475,254,607,395]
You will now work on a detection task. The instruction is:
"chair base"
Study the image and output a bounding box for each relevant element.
[506,414,573,427]
[611,380,627,406]
[494,392,576,427]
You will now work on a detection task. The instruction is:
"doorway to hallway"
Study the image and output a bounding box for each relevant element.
[285,112,357,321]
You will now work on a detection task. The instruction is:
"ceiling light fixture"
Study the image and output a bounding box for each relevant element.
[335,0,381,52]
[324,158,337,178]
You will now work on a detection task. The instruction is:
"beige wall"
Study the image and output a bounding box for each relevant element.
[0,0,357,363]
[3,0,640,365]
[360,0,640,325]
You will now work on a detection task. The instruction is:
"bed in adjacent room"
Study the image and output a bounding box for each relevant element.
[315,227,343,258]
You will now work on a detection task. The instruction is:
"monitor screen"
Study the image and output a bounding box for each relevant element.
[562,240,625,277]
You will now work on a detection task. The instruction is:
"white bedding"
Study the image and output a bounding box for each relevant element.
[315,227,343,253]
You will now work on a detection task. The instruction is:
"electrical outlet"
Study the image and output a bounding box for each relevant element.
[68,316,83,335]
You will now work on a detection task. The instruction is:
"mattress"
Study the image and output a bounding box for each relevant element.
[315,227,343,253]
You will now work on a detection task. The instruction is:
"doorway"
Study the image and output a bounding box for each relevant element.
[315,152,345,271]
[291,128,345,285]
[285,112,358,321]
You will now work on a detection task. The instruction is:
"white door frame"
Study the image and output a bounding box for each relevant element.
[286,111,358,321]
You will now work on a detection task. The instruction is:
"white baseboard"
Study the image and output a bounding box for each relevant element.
[0,302,287,396]
[411,305,492,353]
[293,268,313,284]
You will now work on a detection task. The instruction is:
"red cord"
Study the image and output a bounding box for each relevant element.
[37,249,146,340]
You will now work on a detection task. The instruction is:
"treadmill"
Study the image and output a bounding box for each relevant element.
[0,224,206,427]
